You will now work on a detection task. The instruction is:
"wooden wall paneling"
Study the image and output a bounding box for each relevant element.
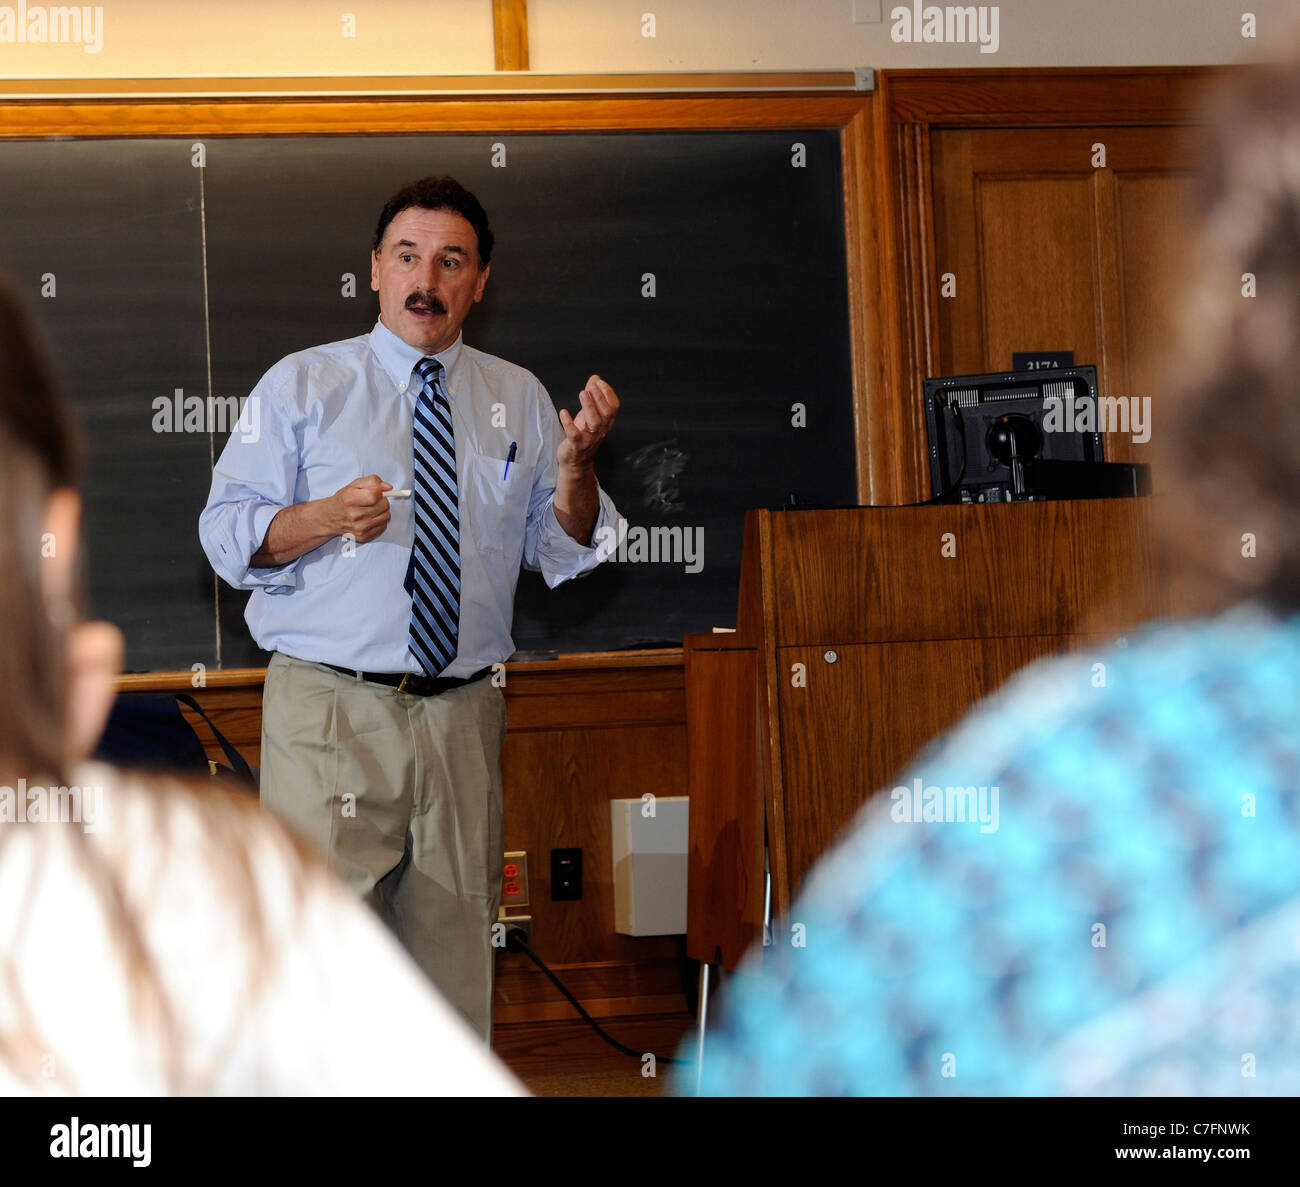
[776,632,1099,897]
[842,81,932,507]
[1092,161,1124,444]
[766,500,1163,649]
[0,94,868,139]
[1093,137,1201,470]
[496,658,688,1019]
[500,721,687,962]
[1109,169,1201,467]
[752,511,793,926]
[932,127,1113,375]
[927,123,1207,473]
[0,72,859,100]
[930,126,976,377]
[863,68,932,506]
[749,497,1163,912]
[886,67,1225,501]
[492,0,530,72]
[894,118,940,502]
[500,659,691,1023]
[501,662,685,731]
[684,643,763,970]
[982,171,1102,373]
[841,100,885,505]
[885,68,1230,128]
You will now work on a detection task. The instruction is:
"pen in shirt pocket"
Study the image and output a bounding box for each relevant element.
[503,441,517,479]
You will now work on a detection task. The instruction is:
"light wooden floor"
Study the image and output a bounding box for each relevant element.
[493,1013,697,1097]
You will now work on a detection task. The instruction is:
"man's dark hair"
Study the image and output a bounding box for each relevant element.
[372,176,494,266]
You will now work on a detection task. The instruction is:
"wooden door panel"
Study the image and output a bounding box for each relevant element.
[931,126,1203,473]
[776,634,1078,898]
[1107,171,1200,464]
[976,175,1101,375]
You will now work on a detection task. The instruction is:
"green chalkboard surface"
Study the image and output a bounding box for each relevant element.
[0,130,855,671]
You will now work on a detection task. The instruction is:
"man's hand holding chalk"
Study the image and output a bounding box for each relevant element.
[328,475,396,543]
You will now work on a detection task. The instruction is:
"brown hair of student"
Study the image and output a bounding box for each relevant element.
[0,278,314,1092]
[0,284,78,790]
[1158,48,1300,614]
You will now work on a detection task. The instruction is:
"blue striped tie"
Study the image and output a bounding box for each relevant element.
[405,357,460,676]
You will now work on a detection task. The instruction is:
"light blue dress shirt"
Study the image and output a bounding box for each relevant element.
[198,318,619,677]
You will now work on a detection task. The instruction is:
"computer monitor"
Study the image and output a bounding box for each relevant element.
[923,365,1147,503]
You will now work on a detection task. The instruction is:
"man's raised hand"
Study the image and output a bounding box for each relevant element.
[557,375,619,469]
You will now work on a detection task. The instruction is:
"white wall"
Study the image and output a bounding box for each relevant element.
[531,0,1296,71]
[0,0,1292,82]
[0,1,496,78]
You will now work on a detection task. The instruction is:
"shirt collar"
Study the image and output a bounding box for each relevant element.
[369,317,464,392]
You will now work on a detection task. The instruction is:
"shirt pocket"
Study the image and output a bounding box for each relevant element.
[462,452,532,562]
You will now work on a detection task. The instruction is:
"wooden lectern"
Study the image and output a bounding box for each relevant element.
[685,498,1166,971]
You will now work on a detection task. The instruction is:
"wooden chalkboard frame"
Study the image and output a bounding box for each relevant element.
[4,67,1228,686]
[1,78,894,685]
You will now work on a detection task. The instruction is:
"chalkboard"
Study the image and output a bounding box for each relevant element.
[0,131,856,671]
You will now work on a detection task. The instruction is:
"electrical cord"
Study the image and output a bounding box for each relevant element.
[504,925,689,1066]
[897,400,968,507]
[927,402,969,504]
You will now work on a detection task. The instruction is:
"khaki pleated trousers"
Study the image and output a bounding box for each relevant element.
[259,651,506,1041]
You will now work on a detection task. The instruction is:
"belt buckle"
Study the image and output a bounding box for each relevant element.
[397,673,411,694]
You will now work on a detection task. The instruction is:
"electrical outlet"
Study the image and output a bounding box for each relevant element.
[501,850,529,908]
[551,847,582,901]
[497,912,532,951]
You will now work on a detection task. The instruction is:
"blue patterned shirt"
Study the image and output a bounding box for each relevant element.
[682,606,1300,1096]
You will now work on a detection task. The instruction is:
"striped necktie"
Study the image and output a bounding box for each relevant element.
[404,356,460,676]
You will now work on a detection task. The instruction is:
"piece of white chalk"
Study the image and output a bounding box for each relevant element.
[387,489,412,499]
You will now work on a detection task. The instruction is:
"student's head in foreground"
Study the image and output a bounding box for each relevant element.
[0,282,249,1093]
[0,280,122,789]
[1157,45,1300,613]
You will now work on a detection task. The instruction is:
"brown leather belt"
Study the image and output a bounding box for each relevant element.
[320,662,492,697]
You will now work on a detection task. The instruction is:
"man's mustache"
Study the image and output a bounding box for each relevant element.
[406,293,447,314]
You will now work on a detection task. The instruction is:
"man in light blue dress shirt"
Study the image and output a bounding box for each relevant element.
[199,176,621,1039]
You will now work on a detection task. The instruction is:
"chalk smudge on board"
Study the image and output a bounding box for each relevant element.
[626,439,687,514]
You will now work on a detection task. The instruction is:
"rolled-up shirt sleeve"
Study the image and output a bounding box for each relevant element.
[523,384,621,589]
[198,368,302,593]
